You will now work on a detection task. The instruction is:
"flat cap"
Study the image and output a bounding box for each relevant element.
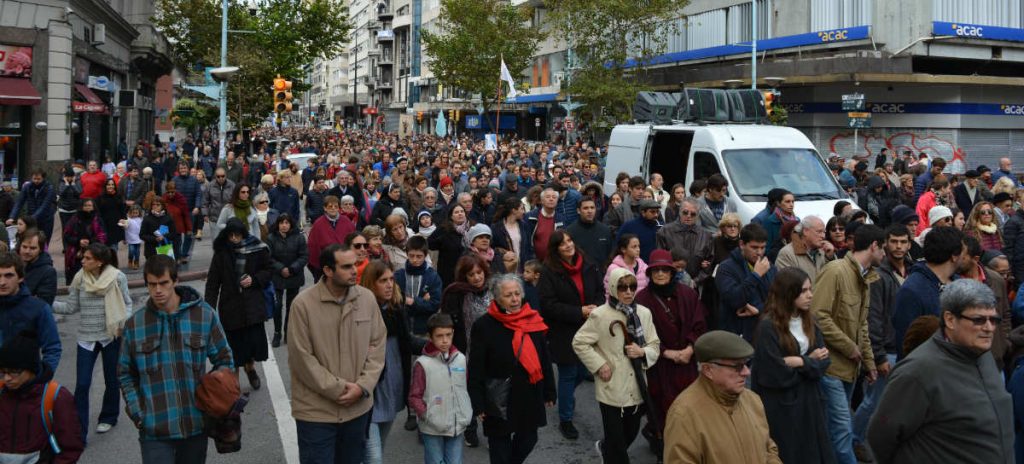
[695,330,754,362]
[965,169,980,179]
[639,199,661,210]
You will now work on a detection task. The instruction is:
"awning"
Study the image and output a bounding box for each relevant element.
[506,92,559,104]
[0,77,41,106]
[73,83,107,113]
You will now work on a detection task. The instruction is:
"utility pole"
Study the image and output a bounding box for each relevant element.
[218,0,228,157]
[751,0,757,89]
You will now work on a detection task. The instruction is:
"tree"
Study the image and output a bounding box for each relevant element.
[172,98,218,134]
[152,0,351,130]
[545,0,688,123]
[421,0,542,118]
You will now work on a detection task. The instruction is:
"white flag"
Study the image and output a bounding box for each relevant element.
[499,59,518,99]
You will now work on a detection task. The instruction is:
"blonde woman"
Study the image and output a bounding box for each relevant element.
[964,201,1003,252]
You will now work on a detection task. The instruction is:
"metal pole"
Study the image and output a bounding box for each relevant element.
[218,0,228,158]
[751,0,757,89]
[853,128,858,159]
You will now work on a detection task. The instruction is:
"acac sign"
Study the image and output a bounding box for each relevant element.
[951,24,984,37]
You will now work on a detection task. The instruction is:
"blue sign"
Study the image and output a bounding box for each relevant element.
[782,101,1024,116]
[625,26,871,68]
[465,114,517,130]
[933,21,1024,43]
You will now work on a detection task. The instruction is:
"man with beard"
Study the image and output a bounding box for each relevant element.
[893,227,971,358]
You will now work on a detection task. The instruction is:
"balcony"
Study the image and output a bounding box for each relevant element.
[377,29,394,42]
[376,1,394,21]
[379,54,393,66]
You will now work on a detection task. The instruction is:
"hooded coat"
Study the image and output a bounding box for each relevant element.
[0,365,84,463]
[205,221,272,332]
[266,223,308,290]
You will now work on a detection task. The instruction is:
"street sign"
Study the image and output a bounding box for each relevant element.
[842,93,865,111]
[534,117,541,127]
[564,117,575,132]
[847,111,872,128]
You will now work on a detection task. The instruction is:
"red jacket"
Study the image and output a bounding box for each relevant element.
[307,213,355,272]
[163,192,193,234]
[0,369,83,463]
[79,171,107,199]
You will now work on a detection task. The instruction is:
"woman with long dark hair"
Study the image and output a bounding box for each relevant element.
[205,217,271,390]
[266,213,307,347]
[96,178,125,249]
[491,198,526,271]
[751,267,834,464]
[428,204,472,286]
[664,183,686,224]
[55,243,130,441]
[216,183,260,238]
[62,198,106,285]
[536,229,604,440]
[439,254,492,448]
[360,260,413,464]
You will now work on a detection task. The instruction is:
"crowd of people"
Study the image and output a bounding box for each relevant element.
[0,126,1024,464]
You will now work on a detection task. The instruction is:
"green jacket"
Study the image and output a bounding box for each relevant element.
[812,253,879,382]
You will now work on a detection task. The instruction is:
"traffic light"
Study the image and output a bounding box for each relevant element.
[762,90,775,116]
[448,109,454,121]
[417,111,423,124]
[273,75,293,113]
[454,110,460,121]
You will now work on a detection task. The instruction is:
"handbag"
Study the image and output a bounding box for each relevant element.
[156,239,175,259]
[484,333,524,421]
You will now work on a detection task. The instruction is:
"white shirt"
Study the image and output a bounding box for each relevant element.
[789,316,809,355]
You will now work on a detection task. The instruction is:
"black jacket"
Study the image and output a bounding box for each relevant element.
[953,183,981,218]
[23,253,56,306]
[205,235,271,331]
[428,226,465,287]
[536,256,605,364]
[565,218,614,265]
[266,227,308,289]
[869,256,913,364]
[1004,209,1024,284]
[139,212,177,258]
[468,314,556,437]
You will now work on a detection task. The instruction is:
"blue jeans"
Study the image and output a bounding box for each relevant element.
[852,354,897,445]
[557,361,586,422]
[139,434,207,464]
[181,233,193,258]
[76,339,121,442]
[422,433,463,464]
[128,243,141,263]
[821,374,857,464]
[363,420,394,464]
[296,413,369,464]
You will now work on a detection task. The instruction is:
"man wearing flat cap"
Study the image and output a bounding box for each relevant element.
[954,169,983,217]
[663,330,781,464]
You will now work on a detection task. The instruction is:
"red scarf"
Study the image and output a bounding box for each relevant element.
[487,301,548,384]
[561,253,585,304]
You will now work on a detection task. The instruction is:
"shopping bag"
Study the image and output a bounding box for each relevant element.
[156,239,175,259]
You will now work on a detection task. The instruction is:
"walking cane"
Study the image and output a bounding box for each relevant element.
[609,320,662,440]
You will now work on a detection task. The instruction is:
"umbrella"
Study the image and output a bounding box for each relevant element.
[609,319,661,440]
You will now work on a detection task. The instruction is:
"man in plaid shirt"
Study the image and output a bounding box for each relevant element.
[118,255,234,463]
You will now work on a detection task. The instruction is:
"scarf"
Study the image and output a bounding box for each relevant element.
[233,200,251,222]
[256,208,269,225]
[486,301,548,384]
[978,223,998,234]
[71,265,128,339]
[561,253,585,304]
[773,207,797,224]
[454,220,471,236]
[472,246,495,263]
[649,280,676,299]
[610,296,647,350]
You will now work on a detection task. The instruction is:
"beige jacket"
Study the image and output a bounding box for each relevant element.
[812,253,879,382]
[287,280,387,423]
[572,303,660,408]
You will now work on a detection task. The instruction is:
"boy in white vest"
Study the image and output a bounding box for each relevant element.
[407,313,472,464]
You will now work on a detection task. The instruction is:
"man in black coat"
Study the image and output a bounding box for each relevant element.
[18,230,56,306]
[954,169,983,217]
[565,198,614,264]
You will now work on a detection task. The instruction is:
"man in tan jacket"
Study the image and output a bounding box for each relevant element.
[812,224,884,464]
[664,331,780,464]
[287,243,387,464]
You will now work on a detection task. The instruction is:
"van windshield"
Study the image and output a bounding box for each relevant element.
[721,148,844,200]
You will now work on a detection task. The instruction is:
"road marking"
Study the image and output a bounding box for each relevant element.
[264,346,299,464]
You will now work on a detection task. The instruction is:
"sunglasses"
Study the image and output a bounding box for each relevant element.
[978,209,994,216]
[259,200,269,204]
[680,210,698,217]
[616,283,638,292]
[351,243,368,249]
[956,314,1002,326]
[239,190,250,194]
[216,175,226,178]
[709,360,749,373]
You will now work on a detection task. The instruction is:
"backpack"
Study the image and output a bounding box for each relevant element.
[0,380,62,454]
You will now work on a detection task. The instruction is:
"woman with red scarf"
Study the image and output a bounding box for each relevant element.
[536,229,604,441]
[467,273,555,464]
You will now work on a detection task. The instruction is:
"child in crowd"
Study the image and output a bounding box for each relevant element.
[671,248,696,289]
[408,313,471,464]
[395,236,444,338]
[522,259,542,310]
[416,210,435,239]
[0,330,84,462]
[122,205,144,270]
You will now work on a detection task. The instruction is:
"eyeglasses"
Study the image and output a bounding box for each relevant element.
[680,210,698,217]
[216,175,226,178]
[830,227,845,233]
[351,243,368,249]
[955,314,1002,326]
[978,209,994,216]
[0,369,23,377]
[709,360,749,373]
[616,283,638,292]
[259,200,269,204]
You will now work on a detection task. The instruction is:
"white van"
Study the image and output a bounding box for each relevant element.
[604,122,851,225]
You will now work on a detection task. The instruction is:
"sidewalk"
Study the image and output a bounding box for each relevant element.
[50,219,213,295]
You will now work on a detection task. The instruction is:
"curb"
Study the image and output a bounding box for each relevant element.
[55,270,209,296]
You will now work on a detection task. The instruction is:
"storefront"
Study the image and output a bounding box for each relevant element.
[0,43,42,183]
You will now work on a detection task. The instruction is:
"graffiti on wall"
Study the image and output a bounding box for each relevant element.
[827,130,967,173]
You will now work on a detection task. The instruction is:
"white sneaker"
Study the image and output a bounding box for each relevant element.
[96,423,113,433]
[595,440,603,461]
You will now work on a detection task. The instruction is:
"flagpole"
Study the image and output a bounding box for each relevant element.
[496,54,504,141]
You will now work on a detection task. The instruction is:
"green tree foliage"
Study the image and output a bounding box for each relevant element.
[172,98,218,133]
[153,0,350,130]
[545,0,688,123]
[421,0,542,114]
